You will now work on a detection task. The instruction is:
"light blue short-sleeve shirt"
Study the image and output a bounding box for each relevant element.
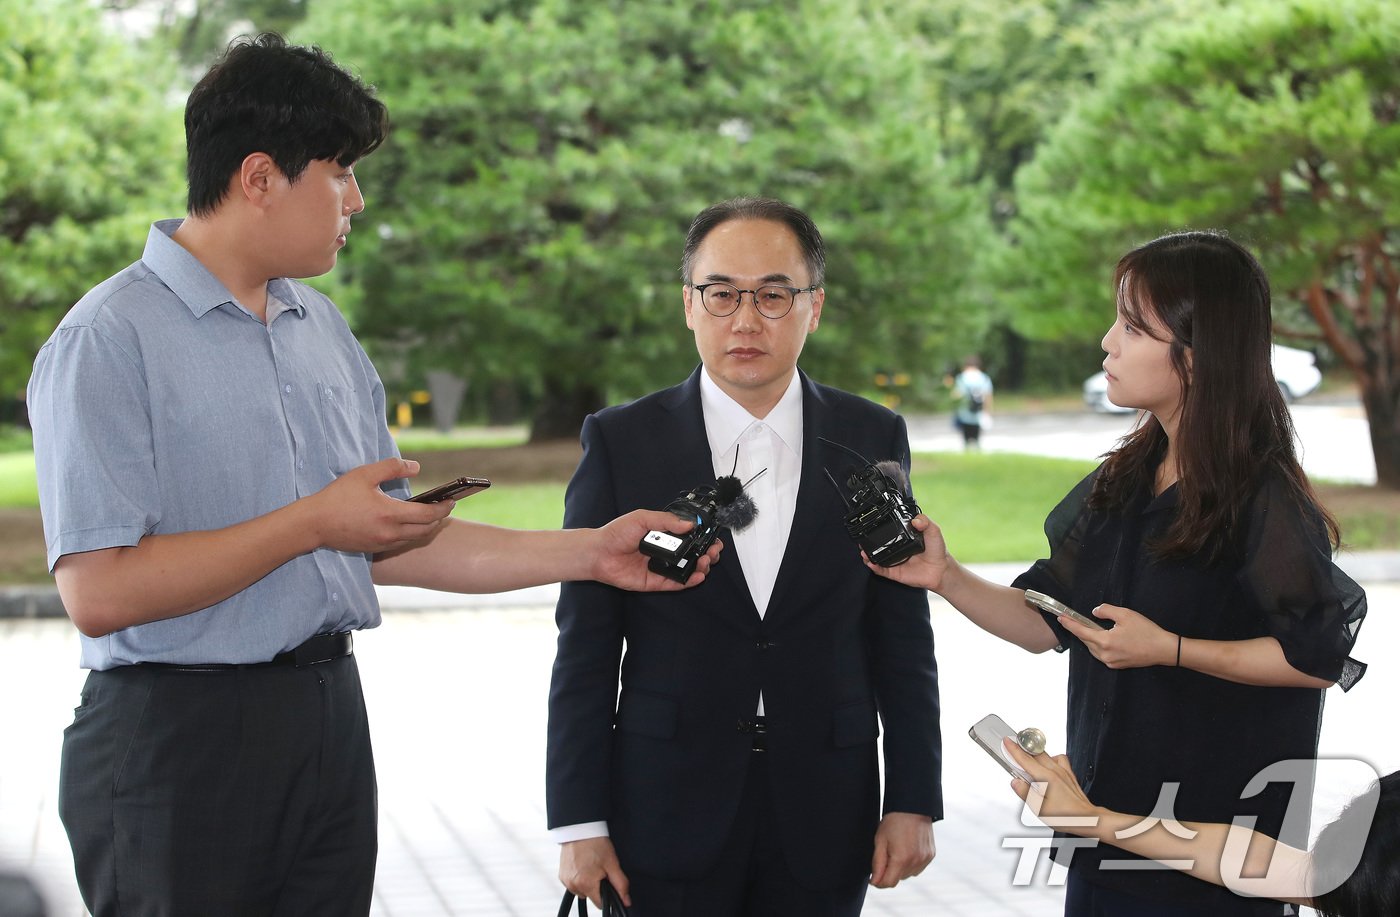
[27,220,409,670]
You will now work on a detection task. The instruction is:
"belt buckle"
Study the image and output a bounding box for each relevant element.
[292,631,351,667]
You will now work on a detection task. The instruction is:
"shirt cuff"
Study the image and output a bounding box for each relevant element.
[549,821,610,844]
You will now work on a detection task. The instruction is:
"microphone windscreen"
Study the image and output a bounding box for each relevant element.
[715,492,759,532]
[714,474,746,506]
[875,460,912,498]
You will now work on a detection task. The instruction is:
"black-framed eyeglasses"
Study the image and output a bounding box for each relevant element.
[690,281,819,320]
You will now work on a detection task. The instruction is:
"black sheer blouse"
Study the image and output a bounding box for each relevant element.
[1012,467,1367,908]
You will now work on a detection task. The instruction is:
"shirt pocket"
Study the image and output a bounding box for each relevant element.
[317,380,371,475]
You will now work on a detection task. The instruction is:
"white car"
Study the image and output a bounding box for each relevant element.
[1083,343,1323,413]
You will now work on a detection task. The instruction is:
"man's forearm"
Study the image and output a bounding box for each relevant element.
[372,519,598,592]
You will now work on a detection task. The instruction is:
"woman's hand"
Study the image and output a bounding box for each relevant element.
[862,514,951,592]
[1004,739,1101,836]
[1059,603,1177,669]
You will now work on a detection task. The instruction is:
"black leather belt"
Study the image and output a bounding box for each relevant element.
[142,631,353,672]
[737,715,767,752]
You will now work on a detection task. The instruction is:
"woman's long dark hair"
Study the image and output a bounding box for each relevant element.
[1311,771,1400,917]
[1088,231,1339,562]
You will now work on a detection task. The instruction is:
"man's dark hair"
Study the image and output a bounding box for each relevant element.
[681,197,826,287]
[184,32,388,216]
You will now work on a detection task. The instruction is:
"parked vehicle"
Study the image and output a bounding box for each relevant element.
[1083,343,1322,413]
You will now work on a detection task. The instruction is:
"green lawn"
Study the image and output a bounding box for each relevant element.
[438,452,1097,563]
[445,481,566,529]
[2,439,1395,562]
[441,451,1097,563]
[909,452,1093,562]
[0,453,38,506]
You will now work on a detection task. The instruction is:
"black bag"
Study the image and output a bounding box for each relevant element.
[556,878,631,917]
[967,391,985,413]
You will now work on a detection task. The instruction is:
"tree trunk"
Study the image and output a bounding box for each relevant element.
[529,379,605,443]
[1361,379,1400,490]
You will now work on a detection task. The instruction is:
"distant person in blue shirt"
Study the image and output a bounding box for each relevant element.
[949,354,993,450]
[27,32,717,917]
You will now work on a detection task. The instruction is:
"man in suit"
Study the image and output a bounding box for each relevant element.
[547,198,942,915]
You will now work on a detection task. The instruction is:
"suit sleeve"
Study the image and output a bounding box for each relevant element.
[867,415,943,820]
[546,414,628,829]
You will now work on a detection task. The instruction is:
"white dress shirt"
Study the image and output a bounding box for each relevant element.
[550,370,805,845]
[698,368,804,627]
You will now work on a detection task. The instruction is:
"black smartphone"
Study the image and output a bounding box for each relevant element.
[408,476,492,503]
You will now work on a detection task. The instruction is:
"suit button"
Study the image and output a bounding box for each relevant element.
[756,640,770,650]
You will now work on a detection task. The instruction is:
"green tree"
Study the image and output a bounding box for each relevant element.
[899,0,1232,388]
[1009,0,1400,487]
[298,0,990,440]
[1,0,185,403]
[102,0,312,69]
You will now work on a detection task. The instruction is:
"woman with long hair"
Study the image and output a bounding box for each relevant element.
[873,231,1367,915]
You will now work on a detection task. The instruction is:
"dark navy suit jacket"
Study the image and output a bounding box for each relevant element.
[546,368,942,889]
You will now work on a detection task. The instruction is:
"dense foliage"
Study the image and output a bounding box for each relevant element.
[298,0,990,438]
[1009,0,1400,484]
[5,0,1399,482]
[0,0,184,404]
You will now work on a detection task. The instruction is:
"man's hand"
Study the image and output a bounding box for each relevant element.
[589,508,725,591]
[1060,603,1176,669]
[863,515,948,592]
[559,837,632,909]
[307,458,454,554]
[869,812,935,889]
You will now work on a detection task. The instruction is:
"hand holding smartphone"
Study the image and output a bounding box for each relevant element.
[1024,589,1104,631]
[969,714,1042,783]
[408,475,492,503]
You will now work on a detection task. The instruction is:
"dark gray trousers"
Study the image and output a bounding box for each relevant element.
[59,654,376,917]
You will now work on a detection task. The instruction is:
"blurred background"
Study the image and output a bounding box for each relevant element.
[1,0,1397,458]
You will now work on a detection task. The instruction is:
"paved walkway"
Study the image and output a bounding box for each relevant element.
[4,574,1396,916]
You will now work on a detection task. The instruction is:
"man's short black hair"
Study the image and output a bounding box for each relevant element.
[681,197,826,287]
[184,32,388,216]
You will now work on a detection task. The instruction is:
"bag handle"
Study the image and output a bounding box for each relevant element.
[556,878,630,916]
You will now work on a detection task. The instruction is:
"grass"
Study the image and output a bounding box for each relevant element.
[1338,510,1400,554]
[0,426,33,454]
[434,452,1100,563]
[444,482,566,529]
[910,453,1094,562]
[391,426,528,452]
[0,453,38,506]
[1,427,1395,587]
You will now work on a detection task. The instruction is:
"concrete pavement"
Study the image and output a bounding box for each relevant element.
[4,574,1396,917]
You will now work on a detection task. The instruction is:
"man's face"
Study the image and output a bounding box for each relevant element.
[264,158,364,278]
[684,218,823,414]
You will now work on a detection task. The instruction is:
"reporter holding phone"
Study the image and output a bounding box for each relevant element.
[870,231,1366,916]
[26,35,717,917]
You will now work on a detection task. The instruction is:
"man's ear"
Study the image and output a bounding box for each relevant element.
[683,285,698,331]
[807,287,824,332]
[237,152,280,208]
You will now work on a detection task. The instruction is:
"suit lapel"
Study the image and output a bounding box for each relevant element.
[764,372,840,621]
